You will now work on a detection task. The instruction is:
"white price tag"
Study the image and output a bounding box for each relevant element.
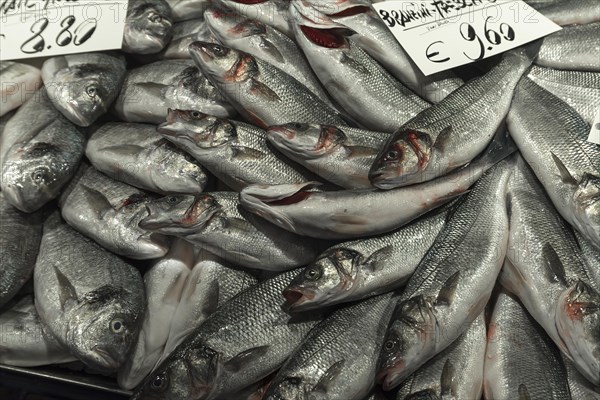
[0,0,129,61]
[589,107,600,145]
[372,0,561,76]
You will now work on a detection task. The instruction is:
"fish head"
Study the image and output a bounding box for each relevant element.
[268,123,346,159]
[573,173,600,247]
[140,194,222,234]
[151,141,208,193]
[377,296,438,391]
[123,0,173,54]
[50,73,111,127]
[204,6,267,40]
[556,280,600,385]
[189,41,255,84]
[282,248,362,311]
[291,2,350,49]
[369,130,433,189]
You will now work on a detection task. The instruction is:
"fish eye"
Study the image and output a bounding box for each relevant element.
[167,196,179,204]
[384,150,400,161]
[31,170,45,182]
[213,45,226,56]
[110,318,125,333]
[150,372,169,392]
[290,123,306,130]
[149,12,163,23]
[86,86,97,97]
[304,266,322,281]
[191,111,202,118]
[383,339,397,353]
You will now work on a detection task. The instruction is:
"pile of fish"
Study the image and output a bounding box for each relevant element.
[0,0,599,399]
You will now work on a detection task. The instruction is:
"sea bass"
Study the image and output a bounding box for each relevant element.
[123,0,173,54]
[0,62,41,117]
[536,23,600,72]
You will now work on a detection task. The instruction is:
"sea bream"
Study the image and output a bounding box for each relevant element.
[0,62,42,117]
[123,0,174,54]
[536,23,600,72]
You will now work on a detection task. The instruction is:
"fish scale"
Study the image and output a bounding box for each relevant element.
[536,23,600,72]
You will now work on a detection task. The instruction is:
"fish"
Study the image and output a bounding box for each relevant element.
[501,155,600,384]
[396,314,486,400]
[376,156,513,391]
[41,53,127,127]
[574,230,600,290]
[215,0,293,37]
[290,4,429,133]
[483,290,570,400]
[563,354,600,400]
[267,123,391,189]
[118,239,195,390]
[114,59,236,124]
[189,41,348,128]
[0,295,77,367]
[60,164,170,260]
[282,206,447,311]
[33,212,145,371]
[161,249,258,359]
[162,17,217,59]
[0,61,42,117]
[369,45,536,189]
[263,293,396,400]
[86,122,208,195]
[0,89,86,213]
[139,192,327,270]
[0,192,43,308]
[123,0,174,54]
[536,23,600,72]
[528,65,600,125]
[507,76,600,249]
[166,0,211,21]
[524,0,600,26]
[132,269,323,400]
[158,109,319,190]
[239,129,515,239]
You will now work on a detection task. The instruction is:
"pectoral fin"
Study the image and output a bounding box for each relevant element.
[99,144,146,157]
[224,346,270,372]
[436,271,460,306]
[80,185,114,219]
[249,78,281,102]
[541,243,568,286]
[363,245,394,272]
[259,37,285,63]
[313,360,345,393]
[53,266,78,310]
[551,152,577,186]
[231,145,266,160]
[433,126,453,153]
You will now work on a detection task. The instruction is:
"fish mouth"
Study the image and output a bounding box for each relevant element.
[282,287,316,310]
[137,233,171,259]
[267,125,336,159]
[63,101,96,127]
[92,346,121,370]
[376,361,405,391]
[189,41,227,62]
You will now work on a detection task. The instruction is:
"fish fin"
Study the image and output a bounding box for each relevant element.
[243,110,268,129]
[436,271,460,306]
[506,191,513,221]
[541,243,568,286]
[99,144,146,156]
[259,37,285,64]
[550,152,577,186]
[81,285,122,305]
[230,144,266,160]
[518,384,531,400]
[339,53,369,75]
[440,359,456,397]
[53,266,78,310]
[202,280,220,316]
[249,78,281,102]
[345,145,379,158]
[363,245,394,272]
[80,185,114,218]
[433,126,453,152]
[472,128,515,169]
[133,82,167,101]
[224,345,270,372]
[313,360,345,393]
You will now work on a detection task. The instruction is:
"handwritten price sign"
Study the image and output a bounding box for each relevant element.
[373,0,561,76]
[0,0,129,61]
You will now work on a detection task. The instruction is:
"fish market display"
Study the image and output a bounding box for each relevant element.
[123,0,174,54]
[166,0,210,21]
[0,62,41,116]
[536,23,600,72]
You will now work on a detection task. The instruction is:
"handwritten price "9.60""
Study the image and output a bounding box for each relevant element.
[20,16,97,54]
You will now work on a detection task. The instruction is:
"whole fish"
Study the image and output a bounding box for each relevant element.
[528,65,600,125]
[483,290,570,400]
[60,165,170,260]
[282,206,447,311]
[507,76,600,249]
[132,269,323,400]
[525,0,600,26]
[0,61,41,117]
[86,122,208,194]
[264,293,396,400]
[574,231,600,290]
[0,192,43,308]
[0,295,76,367]
[536,23,600,72]
[189,41,348,128]
[267,123,391,189]
[123,0,174,54]
[139,192,326,270]
[290,5,429,133]
[376,157,513,391]
[396,314,486,400]
[161,249,258,359]
[0,89,86,212]
[369,46,535,189]
[162,17,217,59]
[114,59,236,124]
[34,213,145,371]
[563,354,600,400]
[501,156,600,384]
[158,109,318,190]
[118,239,195,390]
[41,53,127,126]
[239,130,514,239]
[166,0,210,21]
[215,0,293,37]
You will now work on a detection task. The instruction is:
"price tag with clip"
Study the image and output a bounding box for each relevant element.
[589,107,600,145]
[372,0,561,76]
[0,0,129,61]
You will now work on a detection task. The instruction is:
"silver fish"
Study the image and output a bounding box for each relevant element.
[574,230,600,291]
[525,0,600,26]
[86,122,208,194]
[189,41,348,128]
[34,213,145,371]
[215,0,293,37]
[0,295,76,367]
[0,61,41,117]
[123,0,174,54]
[282,206,447,311]
[507,76,600,249]
[376,157,513,391]
[483,290,570,400]
[41,53,127,126]
[166,0,211,21]
[563,354,600,400]
[114,59,236,124]
[162,17,217,59]
[396,314,486,400]
[264,293,396,400]
[369,46,535,189]
[158,109,318,190]
[139,192,326,270]
[132,269,323,400]
[536,23,600,72]
[118,239,195,390]
[528,65,600,125]
[60,165,170,260]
